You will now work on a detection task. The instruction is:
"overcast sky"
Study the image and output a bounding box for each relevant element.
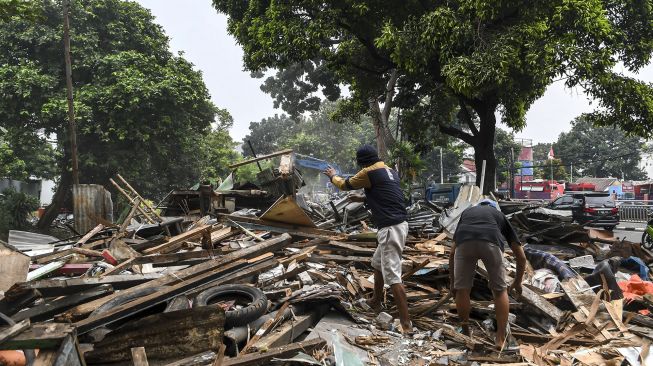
[135,0,653,145]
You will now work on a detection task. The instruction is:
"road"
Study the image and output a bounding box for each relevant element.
[612,221,646,242]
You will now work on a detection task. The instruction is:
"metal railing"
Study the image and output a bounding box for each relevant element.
[616,201,652,223]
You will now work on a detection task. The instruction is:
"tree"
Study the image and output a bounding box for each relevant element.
[534,158,569,181]
[0,0,224,229]
[243,102,377,174]
[214,0,653,194]
[554,115,647,180]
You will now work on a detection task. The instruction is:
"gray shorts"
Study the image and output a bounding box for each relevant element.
[454,240,507,292]
[372,221,408,286]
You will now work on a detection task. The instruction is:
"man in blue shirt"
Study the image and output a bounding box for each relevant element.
[324,145,411,333]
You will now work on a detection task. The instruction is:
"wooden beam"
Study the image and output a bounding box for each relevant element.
[12,284,113,323]
[75,260,246,334]
[142,225,212,255]
[131,347,150,366]
[75,224,104,245]
[0,319,30,344]
[223,338,325,366]
[134,251,214,265]
[0,323,74,350]
[254,304,329,350]
[87,305,225,363]
[8,274,159,297]
[61,234,291,323]
[228,149,293,169]
[221,214,339,239]
[308,254,371,265]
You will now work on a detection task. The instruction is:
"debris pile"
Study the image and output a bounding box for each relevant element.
[0,150,652,365]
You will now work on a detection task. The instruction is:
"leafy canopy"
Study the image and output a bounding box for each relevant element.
[215,0,653,191]
[0,0,234,199]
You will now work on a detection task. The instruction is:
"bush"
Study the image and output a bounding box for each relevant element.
[0,188,39,240]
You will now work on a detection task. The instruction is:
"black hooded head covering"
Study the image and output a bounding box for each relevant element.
[356,145,381,167]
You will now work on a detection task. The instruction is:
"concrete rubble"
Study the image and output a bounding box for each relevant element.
[0,150,652,365]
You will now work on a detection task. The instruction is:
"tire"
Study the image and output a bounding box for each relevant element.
[195,284,267,328]
[91,286,165,317]
[603,226,615,231]
[642,232,653,250]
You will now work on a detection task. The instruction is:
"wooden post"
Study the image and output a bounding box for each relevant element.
[63,0,79,185]
[131,347,150,366]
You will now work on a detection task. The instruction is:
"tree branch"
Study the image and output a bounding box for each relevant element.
[458,99,478,136]
[381,69,399,124]
[438,123,476,146]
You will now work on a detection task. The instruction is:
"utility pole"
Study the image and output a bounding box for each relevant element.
[63,0,79,185]
[510,147,515,198]
[439,147,443,184]
[570,162,573,182]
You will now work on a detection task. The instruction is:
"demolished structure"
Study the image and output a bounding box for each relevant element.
[0,150,652,365]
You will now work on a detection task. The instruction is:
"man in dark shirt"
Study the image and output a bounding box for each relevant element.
[450,199,526,349]
[324,145,411,333]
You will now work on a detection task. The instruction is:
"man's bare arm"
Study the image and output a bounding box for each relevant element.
[510,243,526,295]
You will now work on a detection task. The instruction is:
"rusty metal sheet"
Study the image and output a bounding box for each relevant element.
[73,184,113,234]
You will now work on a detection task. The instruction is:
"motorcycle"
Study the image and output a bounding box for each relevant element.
[642,210,653,249]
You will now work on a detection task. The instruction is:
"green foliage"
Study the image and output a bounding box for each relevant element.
[0,188,38,240]
[535,158,570,181]
[554,114,647,180]
[0,0,227,199]
[244,101,376,174]
[387,141,425,182]
[0,0,42,20]
[214,0,653,192]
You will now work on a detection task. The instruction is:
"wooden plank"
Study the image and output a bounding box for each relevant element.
[35,249,73,265]
[308,254,371,265]
[254,304,329,350]
[0,319,30,345]
[86,305,225,363]
[260,196,316,227]
[134,251,214,265]
[221,214,339,238]
[11,285,113,323]
[71,247,103,257]
[223,338,325,366]
[228,148,293,169]
[326,241,375,255]
[100,257,135,277]
[0,244,30,292]
[76,224,104,245]
[131,347,150,366]
[8,274,160,297]
[61,234,291,322]
[212,344,226,366]
[75,260,246,334]
[142,225,212,255]
[0,323,74,350]
[241,302,289,353]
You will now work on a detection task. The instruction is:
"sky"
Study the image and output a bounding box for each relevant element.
[135,0,653,145]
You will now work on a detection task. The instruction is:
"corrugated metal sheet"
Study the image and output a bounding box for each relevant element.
[73,184,114,234]
[8,230,58,252]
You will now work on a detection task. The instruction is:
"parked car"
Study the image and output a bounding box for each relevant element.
[548,192,619,230]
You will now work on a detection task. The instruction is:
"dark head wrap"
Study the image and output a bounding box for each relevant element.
[356,145,381,167]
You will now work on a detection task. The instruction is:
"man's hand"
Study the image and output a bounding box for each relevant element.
[509,281,523,297]
[347,193,365,202]
[323,166,337,179]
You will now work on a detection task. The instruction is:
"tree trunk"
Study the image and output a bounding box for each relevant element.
[36,169,72,231]
[368,98,395,161]
[473,109,497,195]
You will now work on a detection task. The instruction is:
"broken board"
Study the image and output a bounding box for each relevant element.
[260,196,316,227]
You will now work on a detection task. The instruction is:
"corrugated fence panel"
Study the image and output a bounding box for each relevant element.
[73,184,113,234]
